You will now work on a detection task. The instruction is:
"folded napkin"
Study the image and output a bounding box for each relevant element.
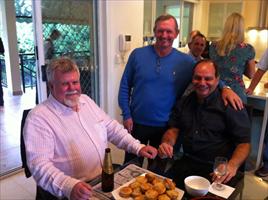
[208,182,235,199]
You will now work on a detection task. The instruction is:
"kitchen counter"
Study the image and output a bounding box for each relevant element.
[243,71,268,169]
[247,94,268,169]
[244,73,268,169]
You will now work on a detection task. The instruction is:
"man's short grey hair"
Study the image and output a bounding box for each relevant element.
[46,57,80,83]
[153,14,179,33]
[188,32,206,45]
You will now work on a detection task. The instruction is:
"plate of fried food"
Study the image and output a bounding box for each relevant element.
[112,172,184,200]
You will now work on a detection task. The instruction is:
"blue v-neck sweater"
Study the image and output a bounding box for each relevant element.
[118,45,195,127]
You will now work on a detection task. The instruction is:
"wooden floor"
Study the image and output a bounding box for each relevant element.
[0,87,36,176]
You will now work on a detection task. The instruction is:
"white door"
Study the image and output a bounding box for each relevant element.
[32,0,99,103]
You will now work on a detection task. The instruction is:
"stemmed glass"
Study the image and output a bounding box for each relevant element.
[213,156,228,191]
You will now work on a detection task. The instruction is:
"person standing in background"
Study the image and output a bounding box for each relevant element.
[246,48,268,177]
[44,29,61,63]
[182,32,207,96]
[188,32,207,61]
[0,37,5,107]
[178,29,201,53]
[118,14,195,166]
[246,48,268,95]
[209,12,255,103]
[41,29,61,100]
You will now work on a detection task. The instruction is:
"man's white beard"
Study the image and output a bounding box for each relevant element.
[64,90,80,108]
[64,96,80,108]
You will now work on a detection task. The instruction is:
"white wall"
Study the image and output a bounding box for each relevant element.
[243,0,268,60]
[1,0,22,95]
[98,0,144,121]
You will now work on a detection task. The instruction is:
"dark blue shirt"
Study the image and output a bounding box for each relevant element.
[169,87,250,162]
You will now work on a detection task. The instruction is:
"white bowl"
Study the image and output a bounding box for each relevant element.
[184,176,210,197]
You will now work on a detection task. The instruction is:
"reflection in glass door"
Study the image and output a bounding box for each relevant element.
[166,2,194,48]
[33,0,99,103]
[143,0,194,49]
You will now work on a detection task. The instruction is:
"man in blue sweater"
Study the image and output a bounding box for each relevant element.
[118,14,243,165]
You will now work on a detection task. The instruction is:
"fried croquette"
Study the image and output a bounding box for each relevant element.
[140,182,153,192]
[145,173,156,182]
[153,182,166,194]
[164,179,176,190]
[145,189,159,200]
[119,186,132,198]
[132,187,142,197]
[130,181,141,189]
[166,190,179,200]
[136,176,148,184]
[158,194,171,200]
[134,195,146,200]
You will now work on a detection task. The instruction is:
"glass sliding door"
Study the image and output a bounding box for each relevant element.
[181,1,194,46]
[143,0,194,48]
[32,0,99,103]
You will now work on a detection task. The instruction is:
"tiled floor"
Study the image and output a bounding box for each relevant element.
[0,87,36,176]
[0,170,36,200]
[0,87,268,200]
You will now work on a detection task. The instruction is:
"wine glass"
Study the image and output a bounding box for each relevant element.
[213,156,228,191]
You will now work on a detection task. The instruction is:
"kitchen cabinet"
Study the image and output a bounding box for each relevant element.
[208,2,242,39]
[244,72,268,169]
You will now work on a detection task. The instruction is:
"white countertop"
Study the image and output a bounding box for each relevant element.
[244,73,268,99]
[244,73,268,170]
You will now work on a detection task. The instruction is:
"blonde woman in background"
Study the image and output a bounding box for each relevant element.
[209,12,255,103]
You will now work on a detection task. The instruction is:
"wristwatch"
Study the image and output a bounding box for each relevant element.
[223,86,232,90]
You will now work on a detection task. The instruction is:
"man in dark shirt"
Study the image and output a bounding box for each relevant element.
[158,59,250,188]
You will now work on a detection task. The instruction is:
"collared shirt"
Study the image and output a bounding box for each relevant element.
[24,94,143,199]
[188,51,203,61]
[169,88,250,163]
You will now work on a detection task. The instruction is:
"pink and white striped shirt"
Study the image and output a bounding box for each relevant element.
[24,94,143,198]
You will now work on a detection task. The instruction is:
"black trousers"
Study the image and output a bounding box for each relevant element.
[124,123,167,166]
[36,186,68,200]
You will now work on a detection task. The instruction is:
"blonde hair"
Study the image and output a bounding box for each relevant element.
[46,57,80,83]
[216,13,245,56]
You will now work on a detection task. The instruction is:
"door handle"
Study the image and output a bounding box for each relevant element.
[41,64,47,81]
